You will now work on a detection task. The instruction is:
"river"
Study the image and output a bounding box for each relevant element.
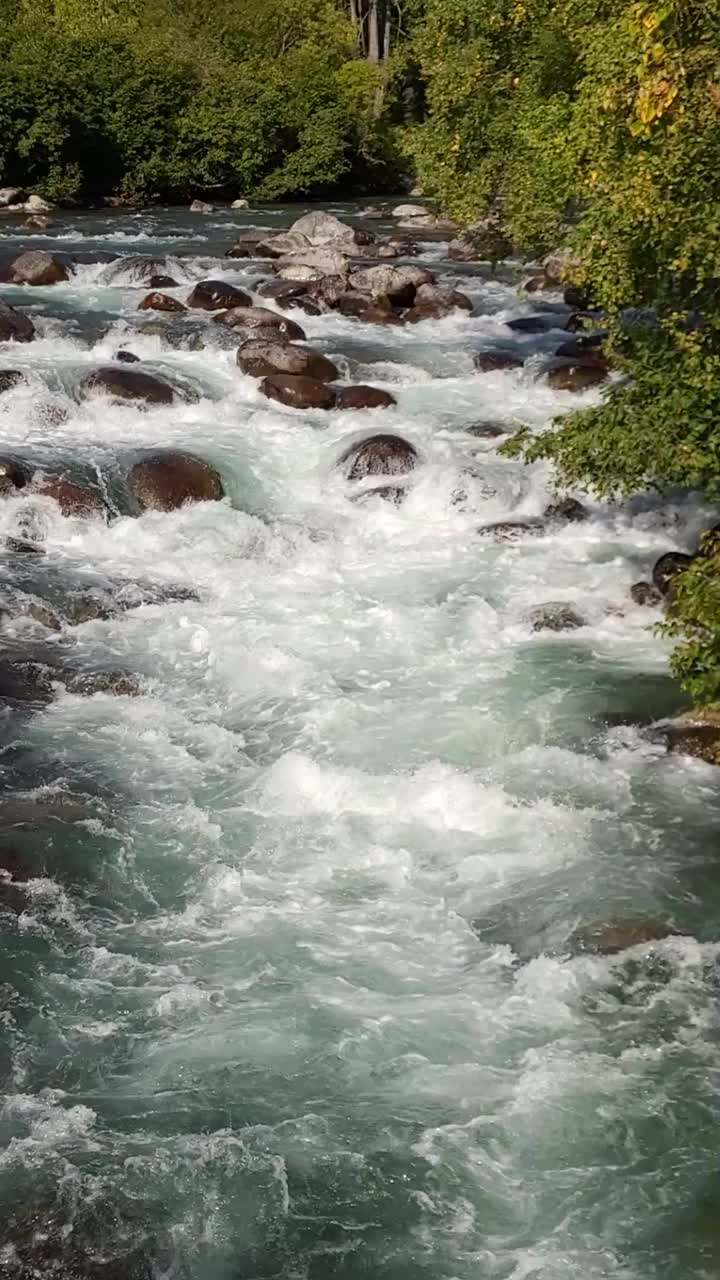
[1,202,719,1280]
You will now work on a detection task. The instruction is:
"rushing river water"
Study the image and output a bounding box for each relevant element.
[1,202,719,1280]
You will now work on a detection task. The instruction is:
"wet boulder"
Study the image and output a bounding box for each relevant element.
[127,452,224,513]
[258,279,309,303]
[524,275,549,293]
[0,659,59,705]
[546,362,608,392]
[349,264,434,307]
[226,232,270,259]
[652,551,695,596]
[474,351,524,373]
[187,279,251,310]
[137,292,186,313]
[102,255,175,286]
[259,374,336,411]
[31,473,108,519]
[237,339,338,382]
[334,385,397,411]
[274,249,353,281]
[544,497,588,522]
[0,249,70,286]
[406,283,474,322]
[630,581,663,607]
[66,670,142,697]
[555,334,608,360]
[79,366,175,405]
[0,457,31,496]
[148,274,179,288]
[572,919,678,955]
[0,370,26,394]
[529,602,585,632]
[0,301,35,342]
[339,433,418,479]
[656,711,720,765]
[213,305,305,341]
[116,350,140,363]
[349,484,408,505]
[190,198,213,213]
[466,422,508,439]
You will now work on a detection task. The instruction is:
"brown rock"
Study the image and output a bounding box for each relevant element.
[544,497,588,522]
[79,366,175,405]
[148,274,179,288]
[32,474,107,519]
[659,710,720,764]
[0,301,35,342]
[213,306,305,341]
[3,249,70,286]
[349,264,435,307]
[572,919,677,955]
[524,275,548,293]
[334,385,397,411]
[187,280,252,310]
[474,352,524,373]
[237,340,338,382]
[340,433,418,479]
[0,660,59,704]
[137,292,186,313]
[546,362,608,392]
[260,374,336,411]
[127,452,224,513]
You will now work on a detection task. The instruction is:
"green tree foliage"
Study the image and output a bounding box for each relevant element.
[412,0,720,706]
[0,0,399,201]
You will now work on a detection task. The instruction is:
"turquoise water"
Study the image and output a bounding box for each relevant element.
[1,204,719,1280]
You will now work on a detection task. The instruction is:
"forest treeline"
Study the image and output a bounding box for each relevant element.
[2,0,720,705]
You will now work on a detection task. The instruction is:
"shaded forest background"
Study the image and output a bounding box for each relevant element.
[2,0,720,707]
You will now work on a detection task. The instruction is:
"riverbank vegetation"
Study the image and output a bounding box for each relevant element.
[1,0,719,704]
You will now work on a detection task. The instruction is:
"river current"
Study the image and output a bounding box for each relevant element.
[1,203,719,1280]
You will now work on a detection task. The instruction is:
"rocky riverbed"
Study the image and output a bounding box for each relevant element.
[1,200,719,1280]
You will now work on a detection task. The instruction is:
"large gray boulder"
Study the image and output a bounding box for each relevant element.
[349,264,434,306]
[213,305,305,341]
[274,249,352,281]
[0,250,70,286]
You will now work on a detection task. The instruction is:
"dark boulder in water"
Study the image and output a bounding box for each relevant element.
[0,369,26,394]
[237,339,338,381]
[528,602,585,632]
[507,314,557,334]
[652,551,695,596]
[657,711,720,764]
[66,670,142,697]
[630,581,663,607]
[127,452,224,512]
[148,273,179,288]
[474,351,523,373]
[544,497,588,522]
[259,373,336,410]
[339,433,418,479]
[349,484,408,505]
[31,473,108,519]
[214,305,305,341]
[546,361,608,391]
[0,456,30,495]
[572,919,678,955]
[116,350,140,363]
[0,301,35,342]
[187,279,252,310]
[79,366,175,405]
[334,385,396,411]
[137,291,186,313]
[406,283,474,322]
[477,519,545,541]
[0,659,59,705]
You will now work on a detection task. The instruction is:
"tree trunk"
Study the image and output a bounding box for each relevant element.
[367,0,380,63]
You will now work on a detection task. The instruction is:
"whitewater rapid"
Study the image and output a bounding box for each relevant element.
[1,204,719,1280]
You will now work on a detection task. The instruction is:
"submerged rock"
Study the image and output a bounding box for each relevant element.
[630,581,663,607]
[474,351,523,373]
[66,670,142,697]
[349,484,408,505]
[546,362,608,392]
[477,519,545,541]
[31,473,108,519]
[529,602,585,632]
[0,301,35,342]
[148,273,179,288]
[334,385,396,411]
[507,315,557,334]
[187,280,251,310]
[652,551,695,596]
[544,497,588,522]
[79,366,175,405]
[137,291,186,313]
[237,339,338,381]
[0,457,30,496]
[572,919,678,955]
[260,373,336,410]
[0,659,59,705]
[127,452,224,512]
[0,369,26,394]
[339,433,418,479]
